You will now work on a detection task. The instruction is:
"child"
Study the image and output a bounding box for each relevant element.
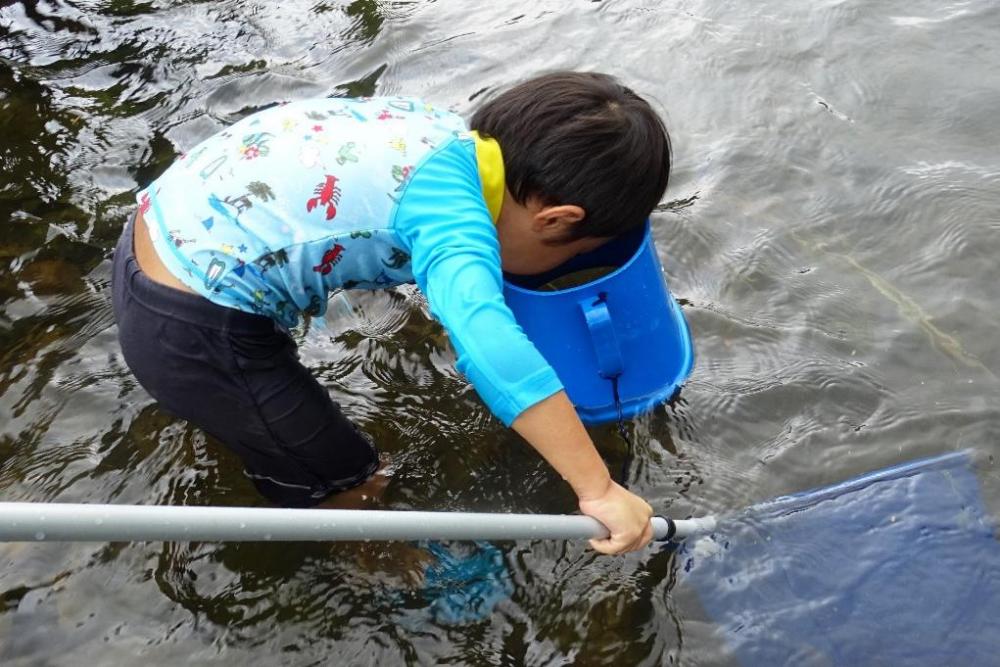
[111,71,672,555]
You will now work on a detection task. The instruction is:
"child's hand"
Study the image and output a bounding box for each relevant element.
[510,391,655,554]
[578,480,654,555]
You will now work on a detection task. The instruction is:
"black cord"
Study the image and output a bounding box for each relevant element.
[611,376,633,487]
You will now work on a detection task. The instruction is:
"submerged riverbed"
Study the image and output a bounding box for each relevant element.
[2,0,999,664]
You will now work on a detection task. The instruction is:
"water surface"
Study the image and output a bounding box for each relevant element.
[2,0,999,664]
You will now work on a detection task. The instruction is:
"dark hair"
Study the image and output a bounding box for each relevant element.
[470,71,671,241]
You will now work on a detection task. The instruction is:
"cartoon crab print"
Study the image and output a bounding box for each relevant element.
[306,175,342,221]
[313,244,346,275]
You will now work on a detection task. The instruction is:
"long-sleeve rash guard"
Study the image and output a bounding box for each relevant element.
[139,96,562,425]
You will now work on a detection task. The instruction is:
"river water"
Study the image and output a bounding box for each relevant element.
[2,0,999,664]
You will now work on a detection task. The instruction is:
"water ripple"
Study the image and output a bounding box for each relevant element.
[2,0,1000,663]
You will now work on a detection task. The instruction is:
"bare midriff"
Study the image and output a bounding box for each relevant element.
[133,211,198,295]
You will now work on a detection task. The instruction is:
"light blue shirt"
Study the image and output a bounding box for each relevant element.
[140,96,562,425]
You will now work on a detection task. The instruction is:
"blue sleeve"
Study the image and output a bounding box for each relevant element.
[393,138,563,426]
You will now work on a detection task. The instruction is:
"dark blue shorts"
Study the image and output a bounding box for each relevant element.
[111,216,378,507]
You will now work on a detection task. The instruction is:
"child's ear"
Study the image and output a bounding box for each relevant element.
[532,204,586,240]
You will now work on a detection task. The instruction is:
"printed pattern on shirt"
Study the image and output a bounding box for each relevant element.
[140,97,469,327]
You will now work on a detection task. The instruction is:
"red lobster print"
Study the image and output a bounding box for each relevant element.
[306,175,342,221]
[313,244,345,275]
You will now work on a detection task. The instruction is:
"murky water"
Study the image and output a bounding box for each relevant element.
[2,0,999,664]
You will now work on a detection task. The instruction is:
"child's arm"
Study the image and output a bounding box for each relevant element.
[395,138,654,553]
[512,391,654,554]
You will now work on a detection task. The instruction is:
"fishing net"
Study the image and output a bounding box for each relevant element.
[677,451,1000,666]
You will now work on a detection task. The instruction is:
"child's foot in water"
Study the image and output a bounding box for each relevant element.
[317,454,393,510]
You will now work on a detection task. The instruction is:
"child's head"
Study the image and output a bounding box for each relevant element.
[470,71,672,247]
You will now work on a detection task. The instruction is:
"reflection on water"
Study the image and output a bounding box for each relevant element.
[2,0,1000,664]
[538,266,618,292]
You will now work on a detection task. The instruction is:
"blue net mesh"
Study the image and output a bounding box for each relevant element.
[678,451,1000,666]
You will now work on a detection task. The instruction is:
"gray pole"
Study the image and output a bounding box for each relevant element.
[0,503,714,543]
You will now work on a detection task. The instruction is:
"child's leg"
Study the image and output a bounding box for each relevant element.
[315,453,392,509]
[111,216,378,507]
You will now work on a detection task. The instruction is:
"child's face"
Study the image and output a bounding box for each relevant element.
[497,191,610,275]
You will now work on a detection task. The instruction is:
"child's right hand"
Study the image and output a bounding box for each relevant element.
[510,390,656,555]
[578,480,655,555]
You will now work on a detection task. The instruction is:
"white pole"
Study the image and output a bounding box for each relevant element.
[0,503,713,543]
